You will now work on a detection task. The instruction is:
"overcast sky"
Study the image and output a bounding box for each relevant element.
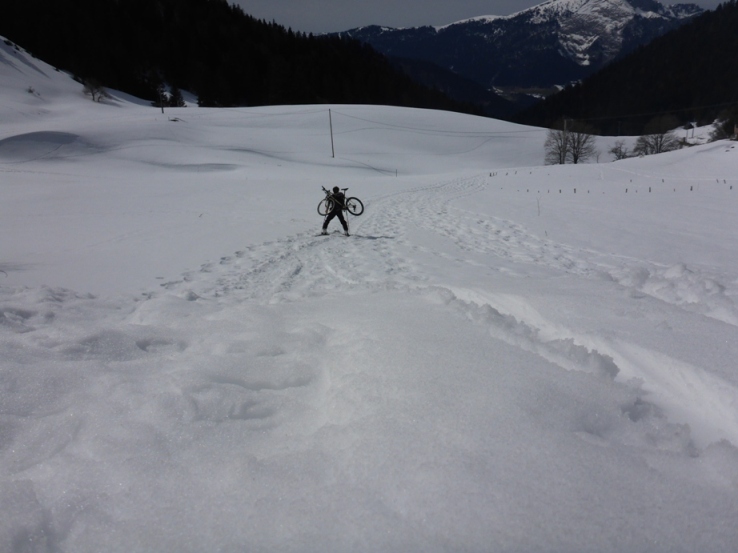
[231,0,723,34]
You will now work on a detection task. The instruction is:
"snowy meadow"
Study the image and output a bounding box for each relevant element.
[1,39,738,552]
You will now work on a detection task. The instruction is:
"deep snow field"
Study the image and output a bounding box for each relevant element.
[2,38,738,553]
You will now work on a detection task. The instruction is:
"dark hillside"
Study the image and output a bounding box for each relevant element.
[516,0,738,135]
[1,0,478,113]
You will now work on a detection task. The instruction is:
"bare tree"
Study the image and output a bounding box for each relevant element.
[609,140,630,160]
[153,83,168,113]
[633,115,681,156]
[83,78,109,102]
[567,121,598,164]
[544,119,569,165]
[545,119,597,164]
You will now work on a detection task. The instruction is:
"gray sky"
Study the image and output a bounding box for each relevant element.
[231,0,723,34]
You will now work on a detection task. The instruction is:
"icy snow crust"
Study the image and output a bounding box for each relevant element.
[2,38,738,552]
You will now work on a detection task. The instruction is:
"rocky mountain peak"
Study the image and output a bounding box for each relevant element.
[334,0,702,96]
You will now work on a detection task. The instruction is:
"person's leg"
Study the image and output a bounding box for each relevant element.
[337,211,348,233]
[322,211,336,232]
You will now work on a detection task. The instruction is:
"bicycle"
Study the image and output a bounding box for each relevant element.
[317,186,364,217]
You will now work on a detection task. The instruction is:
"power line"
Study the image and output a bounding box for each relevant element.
[331,110,544,136]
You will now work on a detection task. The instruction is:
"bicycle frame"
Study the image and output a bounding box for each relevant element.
[318,186,365,218]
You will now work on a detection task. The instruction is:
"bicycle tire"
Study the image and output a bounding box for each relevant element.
[317,198,333,216]
[345,197,364,216]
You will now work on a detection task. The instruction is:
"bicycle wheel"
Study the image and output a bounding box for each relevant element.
[317,198,333,216]
[345,197,364,216]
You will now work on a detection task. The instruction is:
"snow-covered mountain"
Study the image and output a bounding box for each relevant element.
[520,0,701,67]
[336,0,702,91]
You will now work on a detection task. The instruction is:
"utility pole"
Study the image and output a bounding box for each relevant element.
[329,109,335,158]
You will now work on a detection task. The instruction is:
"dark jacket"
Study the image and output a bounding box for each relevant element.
[329,192,346,212]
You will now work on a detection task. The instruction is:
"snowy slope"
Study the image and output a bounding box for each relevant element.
[2,38,738,552]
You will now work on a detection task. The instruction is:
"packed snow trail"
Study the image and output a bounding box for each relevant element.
[149,173,738,451]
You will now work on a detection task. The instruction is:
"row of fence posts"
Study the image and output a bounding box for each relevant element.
[508,186,732,193]
[489,174,732,193]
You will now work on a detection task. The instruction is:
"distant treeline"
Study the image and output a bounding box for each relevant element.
[1,0,479,113]
[516,0,738,135]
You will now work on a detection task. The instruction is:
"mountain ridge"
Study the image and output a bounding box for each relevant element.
[515,0,738,135]
[334,0,702,92]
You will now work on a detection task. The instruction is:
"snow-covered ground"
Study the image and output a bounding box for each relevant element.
[2,38,738,552]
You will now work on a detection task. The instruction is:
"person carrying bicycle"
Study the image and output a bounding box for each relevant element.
[322,186,350,236]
